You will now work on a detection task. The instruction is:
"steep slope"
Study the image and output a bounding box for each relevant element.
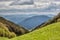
[42,13,60,26]
[20,15,51,31]
[0,16,29,38]
[34,13,60,30]
[12,22,60,40]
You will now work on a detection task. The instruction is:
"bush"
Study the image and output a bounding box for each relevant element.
[57,19,60,22]
[0,22,16,38]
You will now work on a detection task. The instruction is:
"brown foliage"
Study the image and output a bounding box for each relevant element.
[0,22,16,38]
[0,16,29,38]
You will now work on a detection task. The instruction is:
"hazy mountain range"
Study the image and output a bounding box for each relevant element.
[20,15,51,31]
[2,15,52,31]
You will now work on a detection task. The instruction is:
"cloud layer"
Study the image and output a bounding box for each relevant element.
[0,0,60,15]
[0,0,60,9]
[10,0,34,5]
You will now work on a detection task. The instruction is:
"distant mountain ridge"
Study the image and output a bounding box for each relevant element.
[20,15,51,31]
[2,15,35,24]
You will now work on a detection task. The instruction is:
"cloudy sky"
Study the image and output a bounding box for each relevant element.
[0,0,60,15]
[0,0,60,9]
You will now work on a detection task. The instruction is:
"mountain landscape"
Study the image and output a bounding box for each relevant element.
[2,15,52,31]
[0,13,60,40]
[12,22,60,40]
[11,13,60,40]
[0,0,60,40]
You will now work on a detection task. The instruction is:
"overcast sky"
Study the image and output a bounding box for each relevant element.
[0,0,60,15]
[0,0,60,9]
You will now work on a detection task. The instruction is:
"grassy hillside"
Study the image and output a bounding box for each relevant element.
[11,22,60,40]
[0,37,8,40]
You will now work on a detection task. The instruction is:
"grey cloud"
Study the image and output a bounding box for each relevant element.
[0,0,16,1]
[54,0,60,1]
[10,0,34,5]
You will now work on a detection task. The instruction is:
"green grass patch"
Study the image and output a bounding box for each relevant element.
[0,37,9,40]
[11,22,60,40]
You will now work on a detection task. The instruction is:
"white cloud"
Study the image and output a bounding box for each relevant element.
[0,1,13,9]
[0,12,58,15]
[0,0,60,9]
[10,0,34,5]
[0,0,15,1]
[0,0,60,15]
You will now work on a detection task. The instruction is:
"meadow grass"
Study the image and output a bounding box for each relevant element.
[0,37,9,40]
[11,22,60,40]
